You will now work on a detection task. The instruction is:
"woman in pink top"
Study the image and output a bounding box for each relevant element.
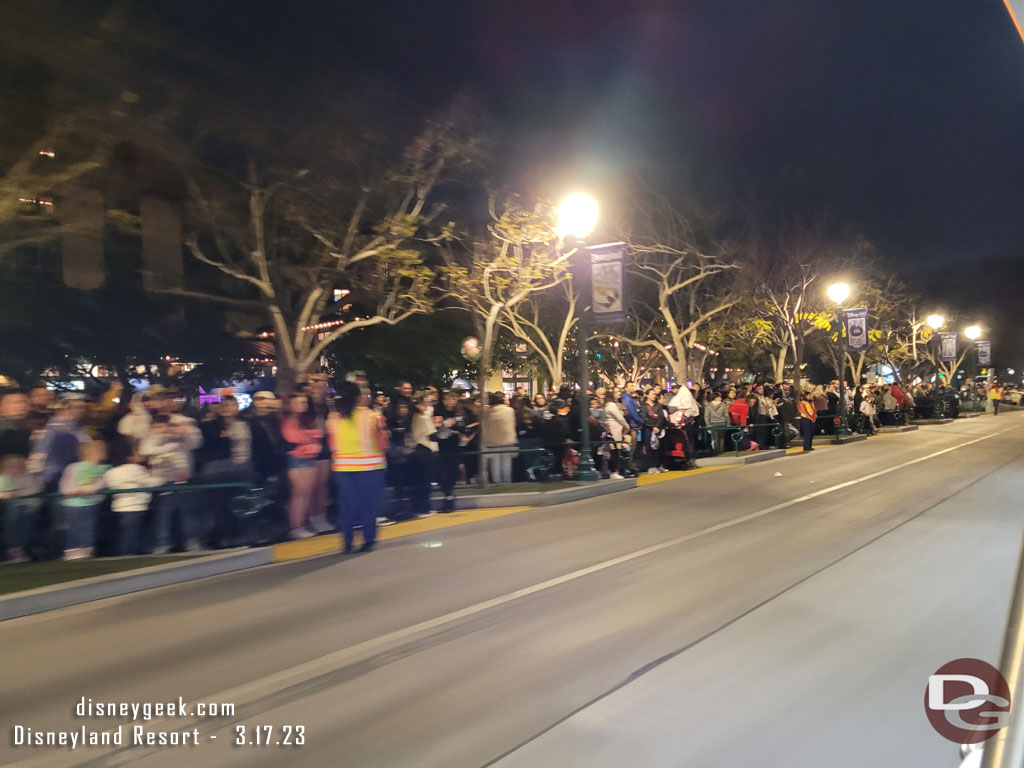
[281,392,324,540]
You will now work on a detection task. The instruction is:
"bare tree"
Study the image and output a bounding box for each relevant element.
[443,196,575,483]
[611,192,738,383]
[750,219,873,391]
[176,107,480,391]
[498,279,577,390]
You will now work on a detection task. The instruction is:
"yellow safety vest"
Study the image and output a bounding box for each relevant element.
[331,407,386,472]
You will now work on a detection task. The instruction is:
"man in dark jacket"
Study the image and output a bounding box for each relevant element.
[775,384,797,448]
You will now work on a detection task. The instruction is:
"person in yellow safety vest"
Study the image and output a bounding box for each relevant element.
[798,390,817,453]
[328,381,389,553]
[989,382,1005,416]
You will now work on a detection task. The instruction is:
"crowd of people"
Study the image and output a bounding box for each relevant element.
[0,373,1005,562]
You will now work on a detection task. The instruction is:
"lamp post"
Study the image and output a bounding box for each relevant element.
[926,314,945,417]
[557,193,600,482]
[827,282,852,442]
[964,324,981,408]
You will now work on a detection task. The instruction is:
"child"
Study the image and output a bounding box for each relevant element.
[0,455,41,562]
[58,440,111,560]
[140,415,197,551]
[103,453,155,556]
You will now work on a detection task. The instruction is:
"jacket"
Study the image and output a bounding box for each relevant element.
[604,401,630,442]
[484,404,517,448]
[621,392,644,428]
[411,411,439,452]
[728,400,750,426]
[139,415,202,482]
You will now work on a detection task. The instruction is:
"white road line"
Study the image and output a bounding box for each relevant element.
[12,425,1013,768]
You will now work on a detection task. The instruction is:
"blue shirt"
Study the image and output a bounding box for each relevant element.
[34,417,89,486]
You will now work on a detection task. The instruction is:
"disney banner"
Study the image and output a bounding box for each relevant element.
[843,307,869,353]
[587,242,627,324]
[977,340,991,366]
[939,332,958,362]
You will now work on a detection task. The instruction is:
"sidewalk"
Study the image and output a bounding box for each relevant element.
[0,415,978,619]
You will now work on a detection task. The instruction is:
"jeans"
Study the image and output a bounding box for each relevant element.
[437,449,460,511]
[118,510,147,555]
[62,502,101,550]
[800,418,815,451]
[993,400,1001,415]
[409,446,434,517]
[334,469,386,550]
[485,447,514,484]
[150,490,200,551]
[2,500,36,550]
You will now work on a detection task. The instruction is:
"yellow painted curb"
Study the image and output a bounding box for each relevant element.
[636,465,735,486]
[271,506,533,562]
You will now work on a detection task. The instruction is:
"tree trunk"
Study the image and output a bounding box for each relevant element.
[476,310,500,489]
[772,347,788,382]
[275,357,298,395]
[687,350,708,385]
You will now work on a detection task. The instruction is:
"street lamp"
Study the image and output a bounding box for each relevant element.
[925,314,946,414]
[827,282,852,441]
[556,193,599,240]
[965,324,981,340]
[557,193,600,482]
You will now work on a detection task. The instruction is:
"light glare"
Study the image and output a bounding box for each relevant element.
[826,282,851,304]
[555,193,599,239]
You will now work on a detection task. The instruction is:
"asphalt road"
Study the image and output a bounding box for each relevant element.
[2,414,1022,768]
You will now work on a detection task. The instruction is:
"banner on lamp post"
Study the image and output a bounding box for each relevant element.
[586,242,627,324]
[843,307,869,353]
[939,332,958,362]
[977,340,992,366]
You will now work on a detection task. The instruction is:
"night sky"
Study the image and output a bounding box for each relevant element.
[40,1,1024,359]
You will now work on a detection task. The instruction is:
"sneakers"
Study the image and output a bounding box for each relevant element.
[186,540,203,552]
[63,547,92,560]
[416,511,437,519]
[307,514,334,534]
[376,517,396,527]
[646,468,660,475]
[609,472,624,480]
[289,528,315,540]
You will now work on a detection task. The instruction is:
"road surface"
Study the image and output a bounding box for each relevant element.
[2,414,1021,768]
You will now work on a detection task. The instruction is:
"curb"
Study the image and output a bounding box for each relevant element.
[813,433,868,444]
[453,477,636,509]
[0,549,270,621]
[878,425,920,433]
[699,449,786,466]
[914,418,955,425]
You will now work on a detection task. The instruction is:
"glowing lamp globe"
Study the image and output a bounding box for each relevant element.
[460,336,481,362]
[926,314,945,330]
[826,282,851,304]
[555,193,599,240]
[964,325,982,340]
